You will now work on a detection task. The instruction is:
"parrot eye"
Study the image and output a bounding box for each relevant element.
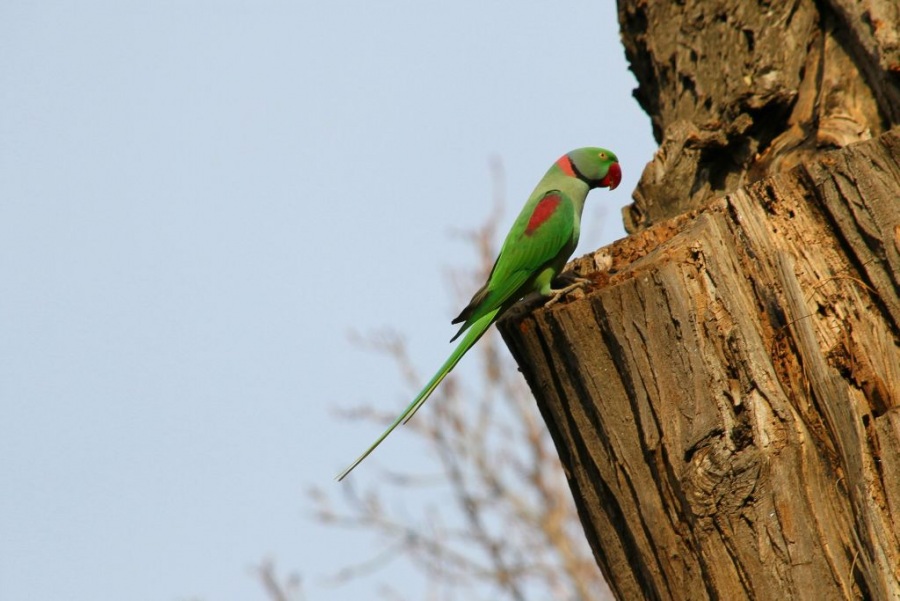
[598,152,607,160]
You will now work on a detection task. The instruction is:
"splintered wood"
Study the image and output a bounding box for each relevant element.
[498,131,900,600]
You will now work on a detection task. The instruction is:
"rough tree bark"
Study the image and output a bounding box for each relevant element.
[497,1,900,599]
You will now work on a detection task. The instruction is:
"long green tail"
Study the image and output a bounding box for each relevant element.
[336,307,501,481]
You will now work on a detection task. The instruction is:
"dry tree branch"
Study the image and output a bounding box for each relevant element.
[255,559,305,601]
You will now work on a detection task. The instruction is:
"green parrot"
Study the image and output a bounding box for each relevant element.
[337,148,621,480]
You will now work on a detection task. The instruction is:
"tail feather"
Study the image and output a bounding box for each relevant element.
[336,308,500,481]
[452,282,489,325]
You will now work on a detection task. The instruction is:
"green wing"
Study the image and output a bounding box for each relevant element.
[452,189,575,336]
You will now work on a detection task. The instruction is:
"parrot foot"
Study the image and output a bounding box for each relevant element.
[544,277,592,308]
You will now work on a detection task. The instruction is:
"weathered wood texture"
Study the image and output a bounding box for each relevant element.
[498,130,900,599]
[618,0,900,233]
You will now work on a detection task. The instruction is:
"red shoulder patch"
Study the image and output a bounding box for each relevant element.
[525,194,562,235]
[555,155,576,177]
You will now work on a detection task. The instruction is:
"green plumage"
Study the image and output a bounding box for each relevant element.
[337,147,620,480]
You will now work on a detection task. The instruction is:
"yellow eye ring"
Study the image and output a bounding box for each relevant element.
[598,152,607,159]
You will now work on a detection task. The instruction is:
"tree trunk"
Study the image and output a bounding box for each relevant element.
[497,1,900,599]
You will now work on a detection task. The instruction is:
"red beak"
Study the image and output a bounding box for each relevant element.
[601,161,621,190]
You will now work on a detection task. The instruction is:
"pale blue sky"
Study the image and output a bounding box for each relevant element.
[1,1,654,599]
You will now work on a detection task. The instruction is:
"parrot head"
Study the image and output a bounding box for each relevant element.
[566,147,621,190]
